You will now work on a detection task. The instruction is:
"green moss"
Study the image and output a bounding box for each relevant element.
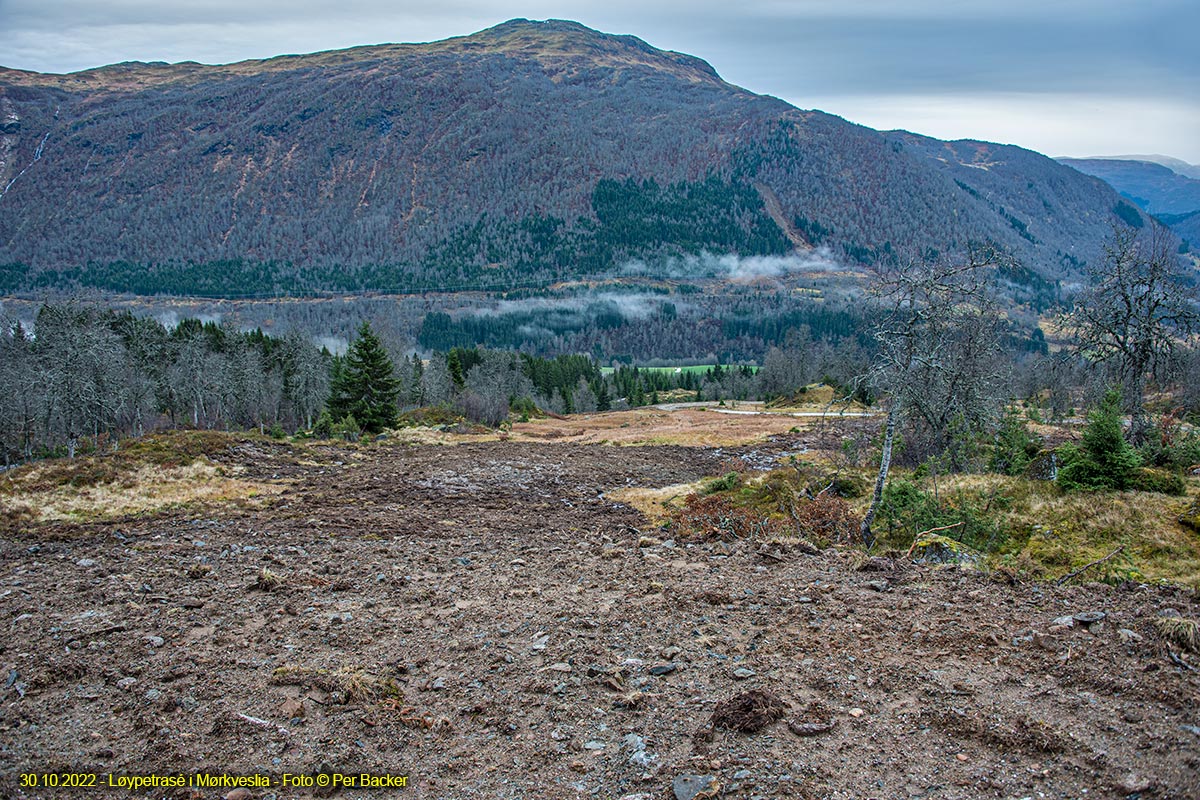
[1130,467,1186,496]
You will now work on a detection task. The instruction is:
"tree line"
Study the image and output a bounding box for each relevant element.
[0,306,329,464]
[4,226,1197,484]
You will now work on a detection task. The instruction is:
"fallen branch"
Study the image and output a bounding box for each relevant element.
[904,522,965,557]
[1055,546,1125,586]
[236,711,290,736]
[1167,650,1196,672]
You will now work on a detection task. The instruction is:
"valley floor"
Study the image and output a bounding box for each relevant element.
[1,425,1198,799]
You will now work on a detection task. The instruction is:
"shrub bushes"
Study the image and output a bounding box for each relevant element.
[669,494,782,541]
[877,479,1008,552]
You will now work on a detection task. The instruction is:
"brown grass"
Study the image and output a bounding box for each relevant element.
[509,404,869,448]
[1154,617,1199,652]
[1,461,280,524]
[605,481,706,521]
[271,664,403,704]
[900,472,1200,587]
[0,430,285,526]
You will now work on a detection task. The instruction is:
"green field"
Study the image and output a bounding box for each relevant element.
[600,364,758,376]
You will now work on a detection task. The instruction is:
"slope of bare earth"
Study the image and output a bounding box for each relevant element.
[1,426,1198,799]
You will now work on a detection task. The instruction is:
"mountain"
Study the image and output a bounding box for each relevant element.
[1074,154,1200,181]
[1057,158,1200,216]
[0,18,1152,297]
[1160,209,1200,247]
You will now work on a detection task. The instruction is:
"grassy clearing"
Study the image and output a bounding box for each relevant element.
[0,430,283,526]
[625,454,1200,587]
[868,471,1200,586]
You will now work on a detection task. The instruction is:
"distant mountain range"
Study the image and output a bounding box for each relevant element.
[1058,157,1200,215]
[1057,157,1200,248]
[0,18,1156,297]
[1078,154,1200,181]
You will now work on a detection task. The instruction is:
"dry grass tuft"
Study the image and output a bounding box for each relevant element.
[251,567,283,591]
[606,481,705,521]
[710,689,790,733]
[1154,616,1200,653]
[271,664,403,704]
[0,431,287,527]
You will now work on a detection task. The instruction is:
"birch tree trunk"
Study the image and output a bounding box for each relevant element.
[860,402,899,549]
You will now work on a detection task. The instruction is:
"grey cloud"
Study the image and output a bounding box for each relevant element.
[476,292,665,320]
[622,249,850,281]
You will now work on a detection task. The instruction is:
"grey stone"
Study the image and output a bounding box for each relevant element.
[1117,773,1153,794]
[622,733,645,752]
[673,774,719,800]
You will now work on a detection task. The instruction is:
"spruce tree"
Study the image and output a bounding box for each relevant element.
[1057,389,1141,491]
[595,379,611,412]
[326,322,399,434]
[447,350,465,393]
[408,355,425,406]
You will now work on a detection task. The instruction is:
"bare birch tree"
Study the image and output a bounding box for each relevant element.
[858,247,1010,547]
[1063,224,1198,443]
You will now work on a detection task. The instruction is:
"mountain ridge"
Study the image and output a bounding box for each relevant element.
[0,19,726,91]
[1056,157,1200,218]
[0,19,1154,297]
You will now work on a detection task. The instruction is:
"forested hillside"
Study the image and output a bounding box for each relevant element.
[0,19,1147,296]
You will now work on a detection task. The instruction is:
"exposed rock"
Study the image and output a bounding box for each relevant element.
[1025,450,1059,481]
[1073,611,1107,626]
[1116,773,1153,795]
[1180,497,1200,532]
[1118,628,1143,644]
[673,774,720,800]
[279,698,305,719]
[788,719,835,736]
[908,533,981,566]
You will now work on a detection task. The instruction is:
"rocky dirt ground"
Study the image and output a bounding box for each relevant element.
[1,429,1199,799]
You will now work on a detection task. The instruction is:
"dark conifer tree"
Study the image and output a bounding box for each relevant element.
[447,350,466,393]
[327,322,399,433]
[595,379,611,412]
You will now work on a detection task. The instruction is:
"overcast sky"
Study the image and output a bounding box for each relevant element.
[2,0,1197,162]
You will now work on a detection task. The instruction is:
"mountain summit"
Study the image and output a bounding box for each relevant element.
[0,19,1147,296]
